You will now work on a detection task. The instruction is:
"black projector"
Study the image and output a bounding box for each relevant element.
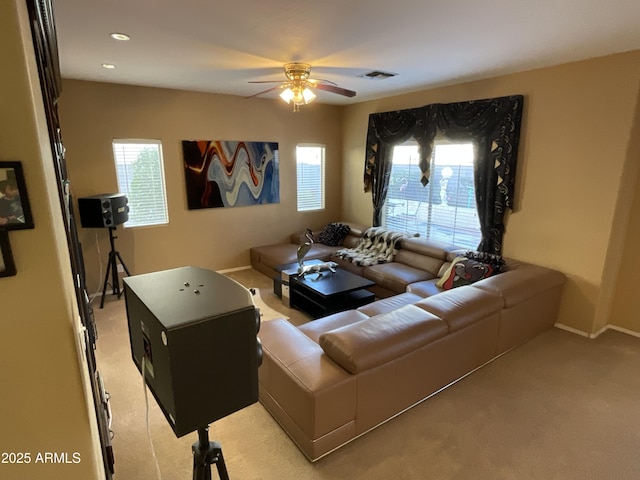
[124,266,261,437]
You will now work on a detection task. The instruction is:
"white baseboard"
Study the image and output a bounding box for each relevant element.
[602,324,640,339]
[554,323,590,337]
[555,322,640,339]
[88,289,117,301]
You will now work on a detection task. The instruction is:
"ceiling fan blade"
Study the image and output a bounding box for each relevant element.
[245,85,283,99]
[313,83,356,98]
[308,78,338,87]
[248,80,286,84]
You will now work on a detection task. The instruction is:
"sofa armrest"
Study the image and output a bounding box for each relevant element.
[258,318,358,439]
[319,305,447,374]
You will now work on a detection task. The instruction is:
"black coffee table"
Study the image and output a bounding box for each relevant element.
[290,268,375,318]
[273,259,323,297]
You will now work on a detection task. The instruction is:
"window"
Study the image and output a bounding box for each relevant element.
[296,144,325,211]
[112,140,168,227]
[382,140,481,249]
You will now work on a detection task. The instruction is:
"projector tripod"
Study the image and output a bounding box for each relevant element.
[192,426,229,480]
[99,226,131,309]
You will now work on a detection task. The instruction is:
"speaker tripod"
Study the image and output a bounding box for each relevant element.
[192,426,229,480]
[99,226,131,309]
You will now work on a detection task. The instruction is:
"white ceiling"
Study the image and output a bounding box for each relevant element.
[53,0,640,105]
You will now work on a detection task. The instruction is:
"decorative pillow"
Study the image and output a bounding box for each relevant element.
[436,255,498,290]
[316,223,351,246]
[463,250,505,272]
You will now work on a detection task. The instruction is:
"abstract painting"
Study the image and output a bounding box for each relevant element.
[182,140,279,209]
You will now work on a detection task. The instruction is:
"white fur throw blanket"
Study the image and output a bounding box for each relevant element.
[334,227,406,266]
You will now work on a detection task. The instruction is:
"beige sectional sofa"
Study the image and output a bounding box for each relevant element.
[251,223,566,461]
[250,222,463,299]
[249,222,368,280]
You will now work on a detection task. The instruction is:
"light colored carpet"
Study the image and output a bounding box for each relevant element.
[94,269,640,480]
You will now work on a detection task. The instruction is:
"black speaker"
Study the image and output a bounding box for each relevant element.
[78,193,129,228]
[123,266,262,438]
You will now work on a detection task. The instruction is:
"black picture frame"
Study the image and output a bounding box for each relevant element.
[0,161,34,231]
[0,231,16,277]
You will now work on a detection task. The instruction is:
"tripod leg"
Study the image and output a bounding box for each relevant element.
[100,254,113,309]
[213,446,229,480]
[110,251,120,297]
[192,454,212,480]
[113,252,130,299]
[115,251,131,276]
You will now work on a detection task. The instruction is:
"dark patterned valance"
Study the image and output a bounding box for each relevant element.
[363,95,524,254]
[364,105,437,226]
[364,105,437,190]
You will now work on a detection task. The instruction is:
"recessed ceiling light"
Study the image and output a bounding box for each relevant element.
[110,33,130,41]
[102,63,116,69]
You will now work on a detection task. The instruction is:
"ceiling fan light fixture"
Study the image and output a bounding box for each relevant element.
[291,88,304,104]
[280,88,294,103]
[280,85,315,110]
[302,87,316,103]
[248,62,355,111]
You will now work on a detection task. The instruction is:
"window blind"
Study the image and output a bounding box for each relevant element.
[112,140,169,227]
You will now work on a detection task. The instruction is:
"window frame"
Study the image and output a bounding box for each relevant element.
[112,139,169,228]
[382,139,481,249]
[296,144,325,212]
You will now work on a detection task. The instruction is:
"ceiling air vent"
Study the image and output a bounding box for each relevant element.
[359,70,398,80]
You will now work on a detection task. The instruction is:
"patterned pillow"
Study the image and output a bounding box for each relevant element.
[316,223,351,246]
[463,251,505,272]
[436,256,498,290]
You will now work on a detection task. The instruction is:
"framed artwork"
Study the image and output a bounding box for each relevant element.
[182,140,280,209]
[0,161,34,230]
[0,231,16,277]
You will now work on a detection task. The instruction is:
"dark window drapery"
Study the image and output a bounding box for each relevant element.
[363,95,523,254]
[364,105,437,226]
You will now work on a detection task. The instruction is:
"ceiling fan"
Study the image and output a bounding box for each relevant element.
[246,63,356,111]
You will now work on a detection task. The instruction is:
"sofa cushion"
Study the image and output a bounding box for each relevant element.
[299,310,369,343]
[356,292,424,316]
[399,237,458,258]
[392,237,457,277]
[406,279,443,298]
[331,256,366,277]
[414,286,503,332]
[318,305,447,374]
[316,222,351,246]
[364,262,435,294]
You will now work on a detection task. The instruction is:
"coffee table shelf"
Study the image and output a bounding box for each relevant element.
[290,269,375,319]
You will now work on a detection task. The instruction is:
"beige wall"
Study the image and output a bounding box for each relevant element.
[0,1,104,479]
[342,51,640,334]
[58,81,343,290]
[609,90,640,332]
